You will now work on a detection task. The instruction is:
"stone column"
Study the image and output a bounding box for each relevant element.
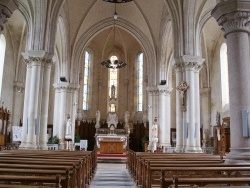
[157,85,172,148]
[212,1,250,162]
[19,51,50,149]
[53,83,79,149]
[200,88,211,146]
[146,86,158,151]
[53,83,68,149]
[0,0,17,32]
[38,61,53,150]
[174,55,203,153]
[174,61,184,152]
[12,82,24,127]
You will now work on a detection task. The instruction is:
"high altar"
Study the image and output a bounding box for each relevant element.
[96,134,127,154]
[95,85,128,154]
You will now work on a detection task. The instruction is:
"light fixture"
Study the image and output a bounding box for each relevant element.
[103,0,132,3]
[101,2,128,69]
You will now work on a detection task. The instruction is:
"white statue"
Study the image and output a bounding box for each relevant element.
[151,117,158,152]
[111,85,116,98]
[107,112,118,128]
[124,111,130,128]
[95,110,101,129]
[142,112,148,127]
[65,116,72,140]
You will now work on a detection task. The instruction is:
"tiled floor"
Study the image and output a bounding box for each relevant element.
[90,163,136,188]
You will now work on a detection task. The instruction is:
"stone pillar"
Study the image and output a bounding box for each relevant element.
[174,55,204,153]
[0,0,17,32]
[12,82,24,127]
[157,85,172,148]
[200,88,211,146]
[146,86,158,150]
[19,51,51,149]
[53,83,68,149]
[212,1,250,162]
[70,84,79,145]
[174,61,184,152]
[53,83,79,149]
[38,61,53,150]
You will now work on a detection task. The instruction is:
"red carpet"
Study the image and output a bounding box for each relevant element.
[97,153,127,160]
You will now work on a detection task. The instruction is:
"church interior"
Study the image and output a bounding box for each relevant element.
[1,0,250,187]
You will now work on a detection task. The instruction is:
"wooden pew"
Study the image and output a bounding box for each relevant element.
[0,149,97,188]
[0,174,62,188]
[0,149,98,187]
[159,167,250,188]
[165,175,250,188]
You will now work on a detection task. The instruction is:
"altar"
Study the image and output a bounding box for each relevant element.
[96,134,127,153]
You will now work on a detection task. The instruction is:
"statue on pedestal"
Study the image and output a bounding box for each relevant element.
[177,81,189,112]
[151,117,158,152]
[95,110,101,129]
[124,111,130,128]
[65,115,72,139]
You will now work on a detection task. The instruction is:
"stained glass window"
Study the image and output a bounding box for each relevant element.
[137,53,143,111]
[83,51,90,110]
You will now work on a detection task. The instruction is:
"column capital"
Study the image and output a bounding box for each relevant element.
[0,0,17,31]
[13,81,24,93]
[53,82,80,91]
[22,50,53,65]
[174,55,204,72]
[157,85,172,95]
[200,87,211,96]
[212,1,250,36]
[146,86,158,95]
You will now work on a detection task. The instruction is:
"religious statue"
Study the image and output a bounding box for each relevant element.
[95,110,101,129]
[111,85,116,98]
[177,81,189,112]
[142,112,148,128]
[216,111,221,126]
[151,117,158,152]
[65,115,72,139]
[124,111,130,128]
[107,112,118,129]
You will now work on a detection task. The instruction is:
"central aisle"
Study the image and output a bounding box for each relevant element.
[90,163,136,188]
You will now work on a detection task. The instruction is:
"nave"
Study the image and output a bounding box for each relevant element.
[90,163,136,188]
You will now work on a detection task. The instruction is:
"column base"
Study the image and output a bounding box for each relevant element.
[38,142,48,150]
[185,146,203,153]
[19,142,37,149]
[174,145,184,153]
[225,148,250,163]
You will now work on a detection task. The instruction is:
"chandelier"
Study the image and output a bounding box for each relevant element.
[101,2,130,69]
[103,0,132,3]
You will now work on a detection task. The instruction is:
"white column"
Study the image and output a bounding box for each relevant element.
[53,83,68,149]
[72,86,79,145]
[174,55,204,153]
[19,61,32,148]
[20,51,50,149]
[185,66,196,152]
[174,62,184,152]
[194,69,202,152]
[158,85,172,148]
[146,86,158,150]
[12,82,24,127]
[212,2,250,162]
[200,88,211,146]
[39,61,52,149]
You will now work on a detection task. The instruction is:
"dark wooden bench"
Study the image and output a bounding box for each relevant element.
[0,174,62,188]
[0,149,97,188]
[164,175,250,188]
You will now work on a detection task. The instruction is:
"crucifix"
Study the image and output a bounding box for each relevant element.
[177,81,189,112]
